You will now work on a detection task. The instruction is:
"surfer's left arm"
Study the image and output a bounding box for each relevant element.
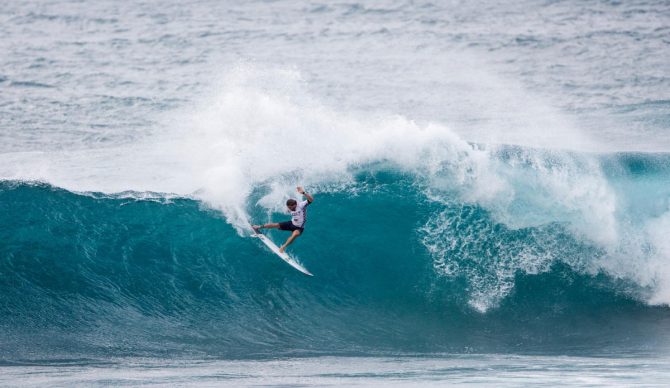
[297,186,313,203]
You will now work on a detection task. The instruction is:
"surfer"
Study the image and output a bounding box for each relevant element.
[253,186,314,253]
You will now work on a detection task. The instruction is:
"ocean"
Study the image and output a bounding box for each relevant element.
[1,0,669,386]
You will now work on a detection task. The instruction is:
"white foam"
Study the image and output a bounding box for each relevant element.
[646,211,670,305]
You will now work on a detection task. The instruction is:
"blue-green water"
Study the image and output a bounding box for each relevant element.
[2,153,670,359]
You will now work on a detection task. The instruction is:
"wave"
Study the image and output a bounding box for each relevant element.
[1,170,669,360]
[1,66,669,359]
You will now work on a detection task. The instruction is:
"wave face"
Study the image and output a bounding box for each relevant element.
[2,151,670,360]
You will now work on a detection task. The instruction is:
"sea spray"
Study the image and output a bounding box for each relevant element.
[1,66,669,309]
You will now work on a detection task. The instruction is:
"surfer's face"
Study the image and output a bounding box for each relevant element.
[287,204,297,211]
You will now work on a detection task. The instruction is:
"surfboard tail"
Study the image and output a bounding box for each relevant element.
[247,222,314,276]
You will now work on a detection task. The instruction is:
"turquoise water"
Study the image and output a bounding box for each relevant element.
[1,0,670,385]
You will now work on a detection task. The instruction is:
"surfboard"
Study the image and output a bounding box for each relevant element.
[249,225,314,276]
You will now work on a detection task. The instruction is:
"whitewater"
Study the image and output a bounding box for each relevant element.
[1,0,669,385]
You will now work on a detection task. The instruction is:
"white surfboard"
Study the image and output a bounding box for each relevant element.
[249,225,313,276]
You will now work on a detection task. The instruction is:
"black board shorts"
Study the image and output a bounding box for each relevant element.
[279,221,304,234]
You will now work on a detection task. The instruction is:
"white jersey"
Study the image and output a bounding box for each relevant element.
[290,200,310,227]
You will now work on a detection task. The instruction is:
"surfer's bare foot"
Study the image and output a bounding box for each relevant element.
[252,225,261,233]
[279,246,286,253]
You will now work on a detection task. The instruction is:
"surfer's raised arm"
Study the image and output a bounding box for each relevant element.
[297,186,313,203]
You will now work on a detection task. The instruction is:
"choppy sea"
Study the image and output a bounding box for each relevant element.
[1,0,669,386]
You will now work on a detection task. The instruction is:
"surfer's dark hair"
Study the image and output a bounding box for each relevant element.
[286,199,297,207]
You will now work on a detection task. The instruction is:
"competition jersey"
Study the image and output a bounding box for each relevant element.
[290,200,310,227]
